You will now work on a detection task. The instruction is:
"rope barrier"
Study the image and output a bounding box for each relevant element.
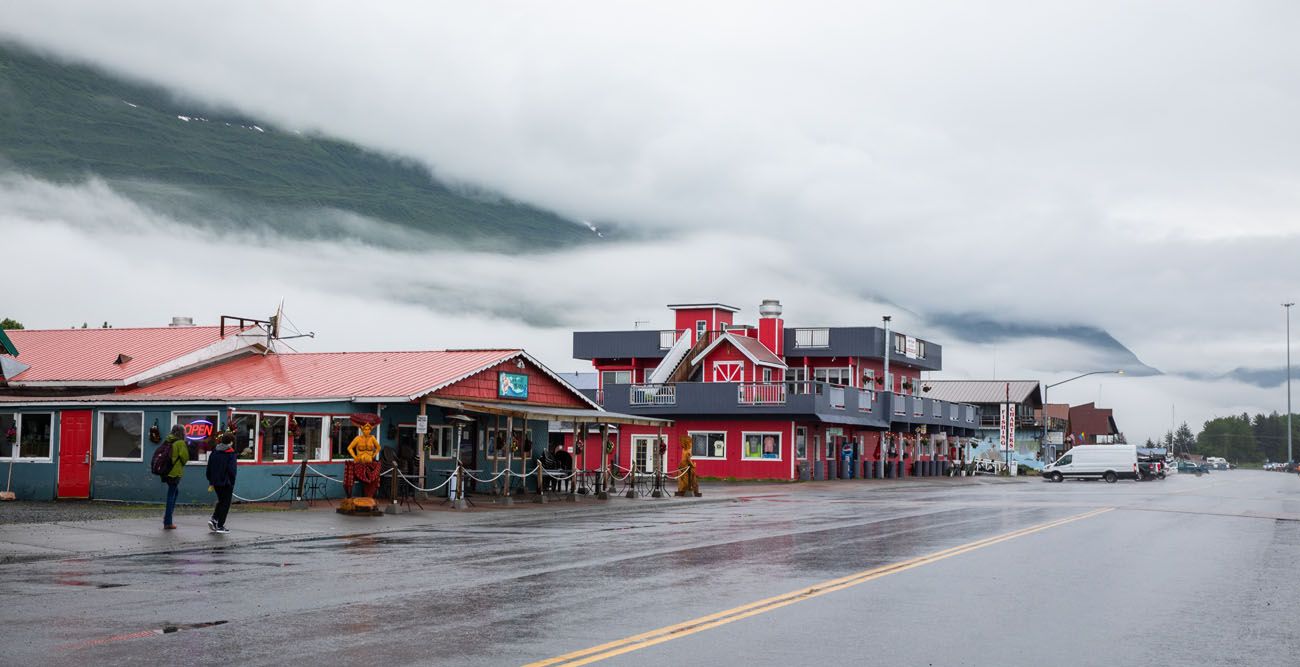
[304,464,345,483]
[232,475,297,503]
[397,472,454,493]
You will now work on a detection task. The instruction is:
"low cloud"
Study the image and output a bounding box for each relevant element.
[3,173,1293,441]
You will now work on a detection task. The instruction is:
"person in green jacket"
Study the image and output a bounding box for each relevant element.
[162,425,189,529]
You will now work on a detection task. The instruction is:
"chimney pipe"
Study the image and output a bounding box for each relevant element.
[169,316,194,327]
[759,299,783,319]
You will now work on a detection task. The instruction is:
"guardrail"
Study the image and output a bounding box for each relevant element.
[737,382,786,406]
[629,384,677,406]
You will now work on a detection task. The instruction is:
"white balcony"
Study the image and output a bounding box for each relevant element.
[738,382,787,406]
[629,384,677,406]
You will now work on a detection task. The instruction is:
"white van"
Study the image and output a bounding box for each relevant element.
[1042,445,1138,483]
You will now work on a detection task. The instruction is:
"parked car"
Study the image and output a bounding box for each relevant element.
[1206,456,1229,470]
[1136,447,1167,481]
[1042,445,1139,483]
[1177,460,1209,476]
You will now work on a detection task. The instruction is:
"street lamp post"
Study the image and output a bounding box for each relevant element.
[1041,370,1125,458]
[1286,303,1294,464]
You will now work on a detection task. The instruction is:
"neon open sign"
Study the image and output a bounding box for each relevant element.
[183,419,215,441]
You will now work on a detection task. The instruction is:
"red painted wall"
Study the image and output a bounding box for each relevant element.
[700,340,755,382]
[612,418,798,480]
[436,358,590,408]
[674,308,734,344]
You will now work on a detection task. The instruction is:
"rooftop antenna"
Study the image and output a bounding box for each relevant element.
[633,320,650,329]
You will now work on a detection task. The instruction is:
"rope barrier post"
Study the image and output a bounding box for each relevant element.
[290,458,309,510]
[651,427,665,498]
[596,423,610,500]
[534,463,547,504]
[451,462,468,510]
[415,396,429,501]
[566,421,579,502]
[500,415,515,506]
[384,462,406,514]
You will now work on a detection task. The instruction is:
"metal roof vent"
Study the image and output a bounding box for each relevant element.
[169,316,195,327]
[758,299,783,319]
[113,353,134,365]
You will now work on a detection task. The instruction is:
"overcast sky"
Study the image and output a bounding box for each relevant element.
[3,1,1299,442]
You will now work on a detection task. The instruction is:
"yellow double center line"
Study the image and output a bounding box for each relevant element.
[526,506,1114,667]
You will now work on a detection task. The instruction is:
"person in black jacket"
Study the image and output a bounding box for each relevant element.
[206,432,241,534]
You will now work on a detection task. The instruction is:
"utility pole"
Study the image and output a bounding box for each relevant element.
[880,315,891,480]
[1286,302,1294,463]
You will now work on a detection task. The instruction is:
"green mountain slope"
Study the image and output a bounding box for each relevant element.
[0,42,597,249]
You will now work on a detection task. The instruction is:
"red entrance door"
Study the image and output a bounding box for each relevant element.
[57,410,92,498]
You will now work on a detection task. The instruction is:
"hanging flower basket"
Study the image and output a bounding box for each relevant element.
[3,426,15,444]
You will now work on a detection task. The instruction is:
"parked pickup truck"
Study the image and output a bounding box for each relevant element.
[1136,447,1167,481]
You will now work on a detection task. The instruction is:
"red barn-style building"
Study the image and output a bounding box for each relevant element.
[571,301,981,481]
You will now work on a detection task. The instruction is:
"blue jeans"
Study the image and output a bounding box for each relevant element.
[164,479,179,525]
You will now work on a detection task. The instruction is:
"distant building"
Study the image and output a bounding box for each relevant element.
[921,380,1044,462]
[1067,402,1121,445]
[572,300,980,481]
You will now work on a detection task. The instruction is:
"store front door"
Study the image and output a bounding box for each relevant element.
[57,410,92,498]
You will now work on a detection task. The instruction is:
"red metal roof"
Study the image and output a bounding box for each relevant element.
[122,350,522,400]
[1,326,254,384]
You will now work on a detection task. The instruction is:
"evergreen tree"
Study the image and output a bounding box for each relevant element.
[0,318,22,330]
[1143,437,1156,448]
[1197,416,1260,462]
[1173,422,1195,455]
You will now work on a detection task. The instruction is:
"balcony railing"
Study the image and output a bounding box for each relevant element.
[737,382,786,406]
[629,384,677,406]
[827,386,845,409]
[857,390,873,412]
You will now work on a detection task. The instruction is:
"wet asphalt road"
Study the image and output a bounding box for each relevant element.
[2,471,1298,666]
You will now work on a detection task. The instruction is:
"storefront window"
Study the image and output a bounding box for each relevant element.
[293,416,326,460]
[690,432,725,459]
[332,419,359,460]
[100,412,144,461]
[430,426,454,458]
[743,432,781,460]
[261,415,288,462]
[20,413,52,459]
[173,412,218,463]
[231,413,259,461]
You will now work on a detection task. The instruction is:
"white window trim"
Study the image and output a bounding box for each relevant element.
[291,414,330,462]
[256,412,291,463]
[231,411,262,462]
[631,434,668,474]
[172,410,222,466]
[430,425,455,459]
[688,430,727,460]
[97,410,145,462]
[793,328,829,348]
[398,423,456,460]
[813,366,853,387]
[741,431,784,462]
[330,415,357,461]
[0,412,55,462]
[600,369,633,388]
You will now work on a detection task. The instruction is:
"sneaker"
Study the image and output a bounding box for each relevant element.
[214,526,230,534]
[208,518,218,532]
[164,524,177,530]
